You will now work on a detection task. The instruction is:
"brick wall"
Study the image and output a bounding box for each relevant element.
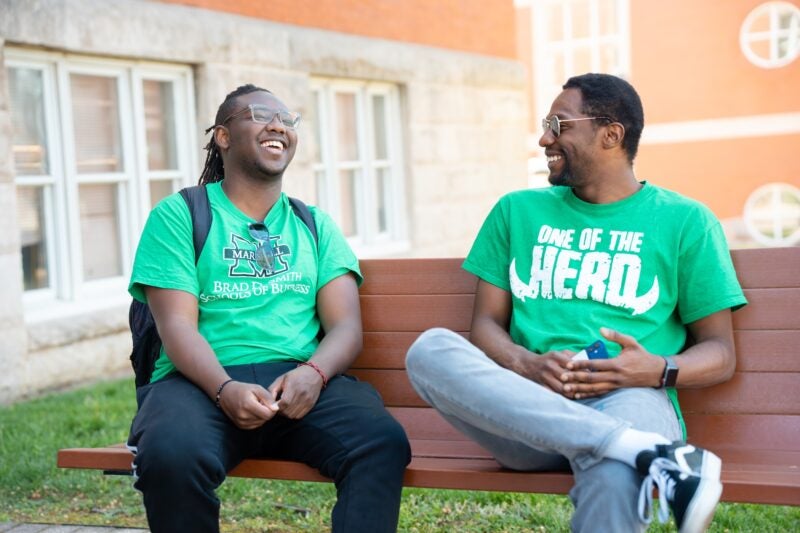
[156,0,518,58]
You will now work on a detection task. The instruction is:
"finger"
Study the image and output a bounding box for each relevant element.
[267,374,287,402]
[244,397,276,420]
[545,373,571,396]
[252,385,279,411]
[564,370,598,384]
[600,327,640,349]
[566,359,596,372]
[571,377,616,395]
[551,351,576,366]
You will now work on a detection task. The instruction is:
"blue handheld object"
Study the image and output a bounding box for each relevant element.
[585,340,609,360]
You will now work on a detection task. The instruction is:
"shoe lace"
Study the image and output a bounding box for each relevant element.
[638,457,678,525]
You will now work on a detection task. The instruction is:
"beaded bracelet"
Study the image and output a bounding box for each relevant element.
[298,361,328,388]
[214,378,235,408]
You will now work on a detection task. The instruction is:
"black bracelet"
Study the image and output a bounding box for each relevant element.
[215,378,235,408]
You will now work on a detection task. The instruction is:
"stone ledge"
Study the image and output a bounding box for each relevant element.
[27,304,128,352]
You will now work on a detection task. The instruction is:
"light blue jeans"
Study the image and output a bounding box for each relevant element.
[406,328,682,533]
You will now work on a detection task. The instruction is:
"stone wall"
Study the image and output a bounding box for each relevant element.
[0,40,29,403]
[0,0,528,402]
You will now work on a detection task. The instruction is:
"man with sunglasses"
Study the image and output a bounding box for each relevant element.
[127,85,410,533]
[407,73,746,533]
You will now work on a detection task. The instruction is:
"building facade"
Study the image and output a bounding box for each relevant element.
[517,0,800,247]
[0,0,528,402]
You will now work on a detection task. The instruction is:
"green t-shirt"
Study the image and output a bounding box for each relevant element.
[129,182,362,382]
[463,183,747,435]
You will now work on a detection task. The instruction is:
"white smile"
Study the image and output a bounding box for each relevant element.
[260,140,284,151]
[547,155,562,163]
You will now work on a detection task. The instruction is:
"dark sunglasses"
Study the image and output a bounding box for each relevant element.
[248,222,275,272]
[542,115,612,137]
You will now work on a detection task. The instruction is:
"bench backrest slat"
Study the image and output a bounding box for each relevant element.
[683,414,800,451]
[732,330,800,371]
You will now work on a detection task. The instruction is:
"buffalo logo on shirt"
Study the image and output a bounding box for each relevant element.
[509,224,659,316]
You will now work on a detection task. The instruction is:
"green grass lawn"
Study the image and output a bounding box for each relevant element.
[0,377,797,532]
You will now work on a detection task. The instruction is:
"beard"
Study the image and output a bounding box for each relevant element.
[548,163,577,187]
[547,155,589,188]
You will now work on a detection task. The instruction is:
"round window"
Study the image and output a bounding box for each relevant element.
[740,2,800,68]
[743,182,800,246]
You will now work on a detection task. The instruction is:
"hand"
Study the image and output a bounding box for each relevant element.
[268,366,325,419]
[561,327,665,399]
[513,348,575,396]
[217,381,280,429]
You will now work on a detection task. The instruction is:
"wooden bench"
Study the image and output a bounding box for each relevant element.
[57,247,800,506]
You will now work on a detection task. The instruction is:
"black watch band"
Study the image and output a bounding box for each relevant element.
[660,356,679,388]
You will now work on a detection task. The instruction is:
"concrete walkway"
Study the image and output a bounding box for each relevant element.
[0,524,147,532]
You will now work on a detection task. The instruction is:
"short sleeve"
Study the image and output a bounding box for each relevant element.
[462,196,512,290]
[129,194,198,303]
[313,208,363,289]
[677,210,747,324]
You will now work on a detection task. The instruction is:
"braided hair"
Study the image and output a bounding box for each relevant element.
[198,84,272,185]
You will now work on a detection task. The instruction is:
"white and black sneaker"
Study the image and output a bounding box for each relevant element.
[636,442,723,533]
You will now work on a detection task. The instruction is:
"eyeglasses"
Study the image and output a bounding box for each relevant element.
[220,104,302,129]
[542,116,611,137]
[248,222,275,272]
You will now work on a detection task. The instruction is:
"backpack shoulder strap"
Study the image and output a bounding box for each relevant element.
[288,196,318,244]
[179,185,212,264]
[289,196,324,341]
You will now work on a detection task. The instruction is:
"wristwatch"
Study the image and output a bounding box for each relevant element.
[659,356,679,388]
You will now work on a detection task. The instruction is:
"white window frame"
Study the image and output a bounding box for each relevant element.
[311,78,408,257]
[740,1,800,69]
[530,0,631,151]
[58,60,136,301]
[6,48,197,319]
[130,67,198,241]
[6,57,65,304]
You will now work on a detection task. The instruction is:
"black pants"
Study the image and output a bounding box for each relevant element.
[127,362,411,533]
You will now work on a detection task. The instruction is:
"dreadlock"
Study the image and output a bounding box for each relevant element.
[198,84,272,185]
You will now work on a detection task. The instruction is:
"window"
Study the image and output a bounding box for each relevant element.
[528,0,630,176]
[7,49,196,309]
[532,0,630,123]
[740,2,800,69]
[311,79,407,256]
[743,183,800,246]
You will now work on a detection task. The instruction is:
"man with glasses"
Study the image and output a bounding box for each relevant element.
[406,73,746,533]
[127,84,410,533]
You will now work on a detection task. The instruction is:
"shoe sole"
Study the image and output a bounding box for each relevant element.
[698,451,722,481]
[678,479,723,533]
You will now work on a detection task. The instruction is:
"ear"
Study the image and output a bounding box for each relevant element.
[603,122,625,150]
[214,126,231,151]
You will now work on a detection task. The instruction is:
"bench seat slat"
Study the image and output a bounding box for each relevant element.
[56,444,800,505]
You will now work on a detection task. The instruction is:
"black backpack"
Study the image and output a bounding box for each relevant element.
[129,185,318,387]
